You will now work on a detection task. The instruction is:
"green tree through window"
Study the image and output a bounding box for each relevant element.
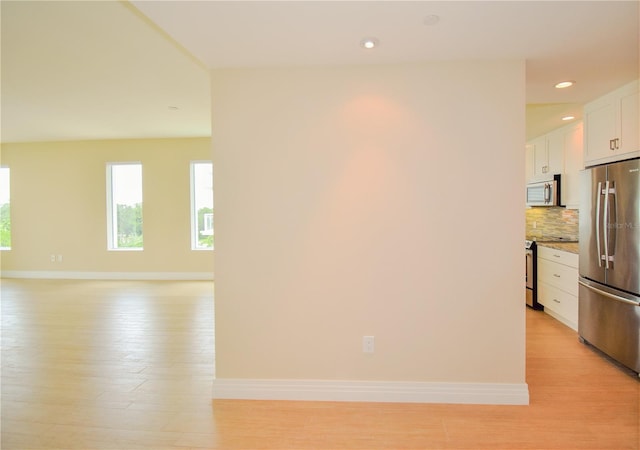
[116,203,143,248]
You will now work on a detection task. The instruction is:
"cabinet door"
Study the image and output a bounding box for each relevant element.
[546,128,565,175]
[538,246,579,268]
[584,80,639,166]
[538,282,578,330]
[538,258,579,296]
[525,143,535,182]
[530,136,548,180]
[562,122,583,208]
[584,97,616,164]
[618,87,639,155]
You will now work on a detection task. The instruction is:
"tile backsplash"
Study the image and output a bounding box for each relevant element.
[526,207,579,241]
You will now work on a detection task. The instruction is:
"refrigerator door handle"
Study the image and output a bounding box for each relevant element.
[603,181,617,268]
[603,180,610,269]
[609,183,617,264]
[578,280,640,306]
[596,181,603,267]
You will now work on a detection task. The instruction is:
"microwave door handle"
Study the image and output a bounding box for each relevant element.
[596,181,603,268]
[544,183,550,204]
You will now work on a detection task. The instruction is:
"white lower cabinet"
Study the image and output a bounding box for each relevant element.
[537,246,579,330]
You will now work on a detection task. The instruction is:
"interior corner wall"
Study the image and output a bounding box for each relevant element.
[212,61,526,385]
[0,137,214,278]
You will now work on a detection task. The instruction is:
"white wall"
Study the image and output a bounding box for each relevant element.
[211,61,526,401]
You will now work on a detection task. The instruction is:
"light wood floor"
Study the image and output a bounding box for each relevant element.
[1,279,638,449]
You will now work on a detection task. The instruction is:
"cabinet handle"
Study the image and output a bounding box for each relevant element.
[553,299,561,303]
[610,138,621,150]
[553,274,561,278]
[553,254,561,258]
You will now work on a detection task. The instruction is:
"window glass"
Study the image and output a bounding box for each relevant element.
[191,162,213,250]
[0,167,10,250]
[107,163,143,250]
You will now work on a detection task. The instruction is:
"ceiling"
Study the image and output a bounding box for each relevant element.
[2,1,638,144]
[1,1,211,143]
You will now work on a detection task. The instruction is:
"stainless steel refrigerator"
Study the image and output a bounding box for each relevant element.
[579,157,640,373]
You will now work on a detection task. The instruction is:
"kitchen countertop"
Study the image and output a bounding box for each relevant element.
[535,241,579,254]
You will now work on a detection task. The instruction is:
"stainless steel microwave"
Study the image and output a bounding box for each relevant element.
[526,175,561,207]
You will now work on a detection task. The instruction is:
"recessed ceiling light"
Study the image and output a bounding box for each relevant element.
[562,116,575,121]
[360,37,379,50]
[423,14,440,26]
[555,81,575,89]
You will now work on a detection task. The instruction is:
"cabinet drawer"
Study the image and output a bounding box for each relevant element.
[538,258,578,296]
[538,282,578,327]
[538,246,579,268]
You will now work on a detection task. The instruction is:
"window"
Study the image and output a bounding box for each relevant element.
[191,162,213,250]
[0,167,10,250]
[107,163,143,250]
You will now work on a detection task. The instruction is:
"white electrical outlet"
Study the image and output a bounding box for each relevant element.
[363,336,375,353]
[50,254,56,262]
[57,255,63,262]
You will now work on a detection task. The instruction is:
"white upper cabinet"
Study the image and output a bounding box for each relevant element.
[584,80,639,166]
[526,136,546,181]
[525,133,564,182]
[526,121,583,209]
[561,122,583,209]
[547,126,569,177]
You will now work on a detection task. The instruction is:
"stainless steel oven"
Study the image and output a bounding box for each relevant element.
[525,240,542,310]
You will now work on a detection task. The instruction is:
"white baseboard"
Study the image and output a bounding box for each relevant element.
[544,309,578,332]
[212,379,529,405]
[0,271,214,281]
